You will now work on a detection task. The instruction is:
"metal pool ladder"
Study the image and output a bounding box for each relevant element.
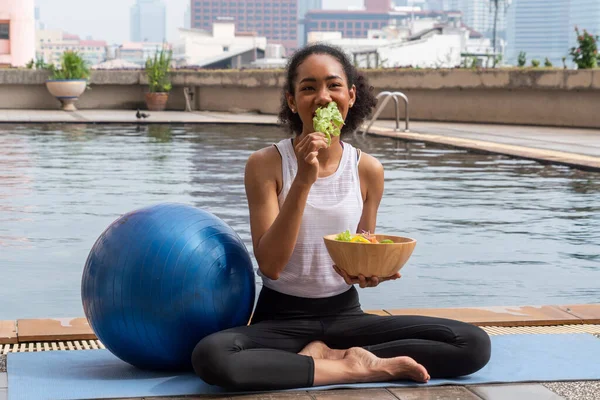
[363,91,410,134]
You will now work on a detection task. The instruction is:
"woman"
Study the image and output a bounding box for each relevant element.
[192,44,491,391]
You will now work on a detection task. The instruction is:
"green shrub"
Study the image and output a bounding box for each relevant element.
[48,51,90,80]
[569,26,599,69]
[518,51,527,67]
[145,47,173,93]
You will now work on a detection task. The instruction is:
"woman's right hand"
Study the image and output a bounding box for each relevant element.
[293,132,329,186]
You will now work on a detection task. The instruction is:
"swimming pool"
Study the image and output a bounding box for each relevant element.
[0,123,598,320]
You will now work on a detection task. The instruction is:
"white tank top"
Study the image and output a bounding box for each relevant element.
[258,138,364,298]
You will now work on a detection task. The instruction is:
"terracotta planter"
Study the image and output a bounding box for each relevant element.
[45,79,87,111]
[145,92,169,111]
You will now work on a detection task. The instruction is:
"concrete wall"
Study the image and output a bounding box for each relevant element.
[0,68,599,128]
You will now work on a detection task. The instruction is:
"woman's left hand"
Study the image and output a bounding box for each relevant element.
[333,265,401,288]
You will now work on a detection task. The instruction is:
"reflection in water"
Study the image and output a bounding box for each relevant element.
[0,124,598,319]
[147,124,173,143]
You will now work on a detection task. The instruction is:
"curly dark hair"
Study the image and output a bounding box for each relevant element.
[277,43,378,136]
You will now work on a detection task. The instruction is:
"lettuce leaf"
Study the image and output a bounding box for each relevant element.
[313,101,344,145]
[335,229,353,242]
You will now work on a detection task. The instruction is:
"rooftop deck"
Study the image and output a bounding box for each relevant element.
[0,112,598,398]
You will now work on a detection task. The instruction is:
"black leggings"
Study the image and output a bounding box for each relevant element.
[192,286,491,391]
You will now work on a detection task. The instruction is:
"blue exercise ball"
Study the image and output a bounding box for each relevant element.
[81,203,255,371]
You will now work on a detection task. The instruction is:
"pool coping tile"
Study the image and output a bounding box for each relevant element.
[0,322,17,345]
[383,305,582,326]
[365,310,392,316]
[557,304,600,324]
[6,304,599,343]
[16,318,95,342]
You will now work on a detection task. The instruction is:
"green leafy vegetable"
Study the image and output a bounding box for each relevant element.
[335,229,353,242]
[313,101,344,145]
[380,239,394,244]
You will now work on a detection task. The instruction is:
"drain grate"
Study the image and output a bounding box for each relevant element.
[1,325,599,354]
[481,324,600,336]
[1,340,105,354]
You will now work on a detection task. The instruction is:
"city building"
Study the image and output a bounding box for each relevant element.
[568,0,600,54]
[0,0,35,67]
[191,0,298,54]
[506,0,600,67]
[506,0,570,66]
[309,14,493,68]
[172,18,267,68]
[185,4,191,30]
[34,6,45,30]
[36,30,108,66]
[116,42,171,66]
[131,0,167,43]
[443,0,508,46]
[303,0,448,43]
[298,0,322,48]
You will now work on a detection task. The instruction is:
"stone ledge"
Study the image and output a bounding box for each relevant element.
[1,69,599,90]
[0,322,16,345]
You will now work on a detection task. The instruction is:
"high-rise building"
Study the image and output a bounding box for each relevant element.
[0,0,35,67]
[185,4,191,30]
[443,0,507,38]
[568,0,600,52]
[130,0,167,43]
[191,0,298,54]
[506,0,571,66]
[365,0,394,12]
[298,0,323,47]
[303,0,447,43]
[506,0,600,67]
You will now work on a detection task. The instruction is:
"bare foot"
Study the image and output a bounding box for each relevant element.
[299,341,345,360]
[344,347,430,383]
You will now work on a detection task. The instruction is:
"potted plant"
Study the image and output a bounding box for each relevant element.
[144,48,172,111]
[45,51,90,111]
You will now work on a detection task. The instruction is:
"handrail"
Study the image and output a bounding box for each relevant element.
[363,91,409,134]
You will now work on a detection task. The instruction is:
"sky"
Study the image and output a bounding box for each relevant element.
[34,0,363,45]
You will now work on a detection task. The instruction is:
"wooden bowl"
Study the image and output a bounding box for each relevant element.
[323,234,417,277]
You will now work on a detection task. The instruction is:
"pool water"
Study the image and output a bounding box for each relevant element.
[0,123,598,320]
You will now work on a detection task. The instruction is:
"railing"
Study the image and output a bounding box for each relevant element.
[363,91,409,134]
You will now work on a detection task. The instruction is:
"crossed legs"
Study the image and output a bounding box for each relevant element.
[192,313,490,390]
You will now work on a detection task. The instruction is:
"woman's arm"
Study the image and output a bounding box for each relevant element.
[333,152,396,288]
[356,153,385,234]
[244,134,328,280]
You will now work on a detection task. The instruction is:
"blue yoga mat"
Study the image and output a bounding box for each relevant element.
[7,334,600,400]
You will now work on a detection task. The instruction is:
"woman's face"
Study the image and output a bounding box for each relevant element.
[287,53,356,136]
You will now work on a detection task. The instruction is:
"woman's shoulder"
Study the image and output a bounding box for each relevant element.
[356,149,384,184]
[245,144,284,186]
[246,144,283,169]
